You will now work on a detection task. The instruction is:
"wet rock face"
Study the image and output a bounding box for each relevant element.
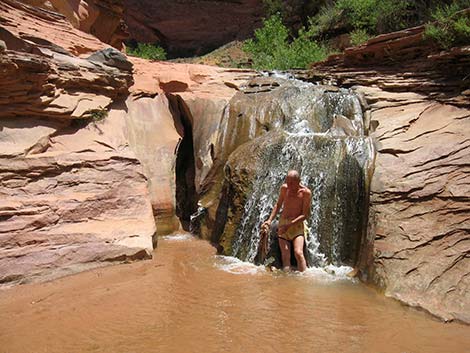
[311,28,470,322]
[123,0,264,57]
[198,77,372,268]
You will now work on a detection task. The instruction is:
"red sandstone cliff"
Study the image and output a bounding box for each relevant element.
[309,26,470,323]
[0,0,256,285]
[17,0,128,49]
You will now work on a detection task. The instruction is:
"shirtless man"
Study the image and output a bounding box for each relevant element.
[262,170,311,272]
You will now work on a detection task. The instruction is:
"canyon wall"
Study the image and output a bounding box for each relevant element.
[17,0,128,49]
[123,0,264,57]
[0,0,158,286]
[2,0,469,326]
[0,0,256,285]
[310,26,470,323]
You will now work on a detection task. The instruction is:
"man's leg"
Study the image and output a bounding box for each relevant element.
[293,236,307,272]
[278,237,291,271]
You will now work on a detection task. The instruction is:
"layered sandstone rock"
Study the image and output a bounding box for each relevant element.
[0,11,156,285]
[16,0,128,49]
[0,0,108,56]
[0,0,255,284]
[310,27,470,323]
[123,0,264,57]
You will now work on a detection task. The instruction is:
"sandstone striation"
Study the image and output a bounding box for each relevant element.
[16,0,128,49]
[0,0,262,285]
[0,0,109,56]
[0,6,156,286]
[310,26,470,323]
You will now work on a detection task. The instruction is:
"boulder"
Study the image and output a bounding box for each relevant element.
[87,47,133,71]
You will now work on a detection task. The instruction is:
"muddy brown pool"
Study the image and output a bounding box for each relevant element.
[1,234,469,353]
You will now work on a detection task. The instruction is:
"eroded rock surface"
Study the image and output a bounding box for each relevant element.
[0,0,109,56]
[16,0,128,49]
[0,103,157,286]
[128,58,257,232]
[310,27,470,323]
[0,9,155,286]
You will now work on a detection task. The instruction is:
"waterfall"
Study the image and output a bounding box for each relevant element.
[218,76,374,269]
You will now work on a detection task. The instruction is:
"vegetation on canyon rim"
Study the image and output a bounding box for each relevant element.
[243,14,331,70]
[424,4,470,48]
[244,0,470,69]
[125,0,470,69]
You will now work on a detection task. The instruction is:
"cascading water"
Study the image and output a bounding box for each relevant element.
[230,133,373,267]
[203,75,374,271]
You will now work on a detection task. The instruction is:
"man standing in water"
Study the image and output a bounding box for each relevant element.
[263,170,311,272]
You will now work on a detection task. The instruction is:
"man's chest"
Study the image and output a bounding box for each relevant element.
[284,191,304,205]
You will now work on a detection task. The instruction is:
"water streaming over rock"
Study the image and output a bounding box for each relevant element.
[199,75,374,269]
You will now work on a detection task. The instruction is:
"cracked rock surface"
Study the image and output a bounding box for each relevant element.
[311,26,470,323]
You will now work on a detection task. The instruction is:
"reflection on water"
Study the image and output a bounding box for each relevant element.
[1,234,469,353]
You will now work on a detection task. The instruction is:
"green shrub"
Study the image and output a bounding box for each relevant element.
[127,43,167,60]
[262,0,284,17]
[290,28,331,66]
[350,28,371,46]
[90,108,108,122]
[308,0,410,37]
[307,4,344,37]
[336,0,378,32]
[243,14,330,70]
[425,3,470,49]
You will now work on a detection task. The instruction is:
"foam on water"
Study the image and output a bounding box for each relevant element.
[162,233,195,242]
[214,255,266,275]
[301,264,355,282]
[214,255,354,282]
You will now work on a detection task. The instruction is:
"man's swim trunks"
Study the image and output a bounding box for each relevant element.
[278,217,305,241]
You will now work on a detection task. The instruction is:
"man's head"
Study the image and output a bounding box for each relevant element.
[286,170,300,189]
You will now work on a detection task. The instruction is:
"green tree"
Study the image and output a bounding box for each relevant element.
[425,3,470,49]
[243,14,330,70]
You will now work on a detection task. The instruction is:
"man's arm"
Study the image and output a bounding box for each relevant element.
[289,188,311,226]
[263,185,286,226]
